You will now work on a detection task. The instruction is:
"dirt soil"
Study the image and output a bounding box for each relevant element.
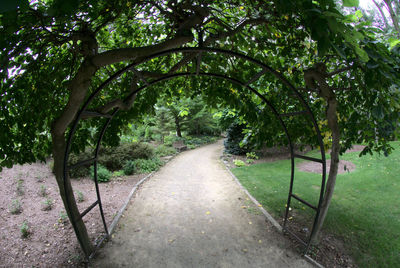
[91,141,312,267]
[0,162,147,267]
[296,145,364,174]
[297,159,356,174]
[0,142,363,267]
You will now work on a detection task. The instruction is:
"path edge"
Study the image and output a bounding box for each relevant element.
[220,157,324,268]
[89,153,180,261]
[108,172,155,235]
[220,157,282,232]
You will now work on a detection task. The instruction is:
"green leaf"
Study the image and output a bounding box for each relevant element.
[354,46,369,62]
[388,38,400,50]
[355,10,363,19]
[179,110,189,117]
[342,0,359,7]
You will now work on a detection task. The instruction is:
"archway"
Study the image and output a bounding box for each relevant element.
[63,47,326,259]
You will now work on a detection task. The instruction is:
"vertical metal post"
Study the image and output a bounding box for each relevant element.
[93,110,119,236]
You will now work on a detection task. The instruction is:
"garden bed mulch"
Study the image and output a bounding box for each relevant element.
[0,161,147,267]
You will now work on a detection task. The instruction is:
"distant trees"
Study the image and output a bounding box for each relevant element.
[123,94,221,143]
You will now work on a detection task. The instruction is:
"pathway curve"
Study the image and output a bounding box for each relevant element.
[91,141,311,267]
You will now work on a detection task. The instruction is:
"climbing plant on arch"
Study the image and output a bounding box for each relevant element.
[1,0,399,260]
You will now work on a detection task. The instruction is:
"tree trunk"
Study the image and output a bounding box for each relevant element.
[304,63,341,244]
[310,98,340,244]
[44,6,211,257]
[175,116,182,137]
[372,0,390,29]
[384,0,400,38]
[51,132,94,257]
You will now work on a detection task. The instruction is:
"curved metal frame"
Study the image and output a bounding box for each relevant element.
[63,47,326,258]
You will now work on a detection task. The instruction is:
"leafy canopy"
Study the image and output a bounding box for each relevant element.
[1,0,399,170]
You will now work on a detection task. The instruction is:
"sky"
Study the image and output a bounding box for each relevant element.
[358,0,390,18]
[359,0,374,9]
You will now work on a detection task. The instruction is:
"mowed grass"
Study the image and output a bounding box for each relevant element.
[232,141,400,267]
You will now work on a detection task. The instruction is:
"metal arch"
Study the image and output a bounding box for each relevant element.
[63,47,326,258]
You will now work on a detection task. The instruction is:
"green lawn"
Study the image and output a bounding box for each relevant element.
[232,141,400,267]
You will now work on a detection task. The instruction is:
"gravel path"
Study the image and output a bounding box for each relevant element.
[91,141,312,267]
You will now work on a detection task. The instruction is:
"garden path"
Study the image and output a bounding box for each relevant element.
[91,140,311,267]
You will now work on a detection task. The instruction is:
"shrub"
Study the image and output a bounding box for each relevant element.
[59,211,69,224]
[67,142,156,177]
[246,152,259,160]
[16,179,24,196]
[233,159,246,167]
[154,145,177,157]
[20,221,30,238]
[90,164,112,182]
[9,199,22,214]
[98,142,155,171]
[112,170,125,177]
[38,184,47,197]
[123,160,136,175]
[224,122,250,155]
[131,158,163,174]
[185,135,219,148]
[42,198,53,211]
[164,135,184,146]
[35,175,44,182]
[187,144,197,150]
[246,159,255,164]
[67,150,92,178]
[75,191,85,202]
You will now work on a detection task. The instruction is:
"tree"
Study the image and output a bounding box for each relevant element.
[1,0,399,256]
[153,105,173,143]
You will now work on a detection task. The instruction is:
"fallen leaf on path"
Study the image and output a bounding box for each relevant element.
[258,204,262,207]
[242,249,248,253]
[206,211,211,215]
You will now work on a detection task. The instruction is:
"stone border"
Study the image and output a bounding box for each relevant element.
[89,172,155,261]
[222,162,283,232]
[221,157,324,268]
[108,172,155,234]
[89,153,180,261]
[107,152,181,236]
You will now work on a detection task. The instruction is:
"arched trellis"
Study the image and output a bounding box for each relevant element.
[63,47,326,259]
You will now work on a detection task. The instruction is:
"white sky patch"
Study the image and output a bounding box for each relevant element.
[359,0,390,17]
[359,0,374,9]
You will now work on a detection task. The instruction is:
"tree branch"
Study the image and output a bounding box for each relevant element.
[326,66,353,77]
[167,17,270,74]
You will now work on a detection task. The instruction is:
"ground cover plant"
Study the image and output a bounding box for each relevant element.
[0,161,149,266]
[232,141,400,267]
